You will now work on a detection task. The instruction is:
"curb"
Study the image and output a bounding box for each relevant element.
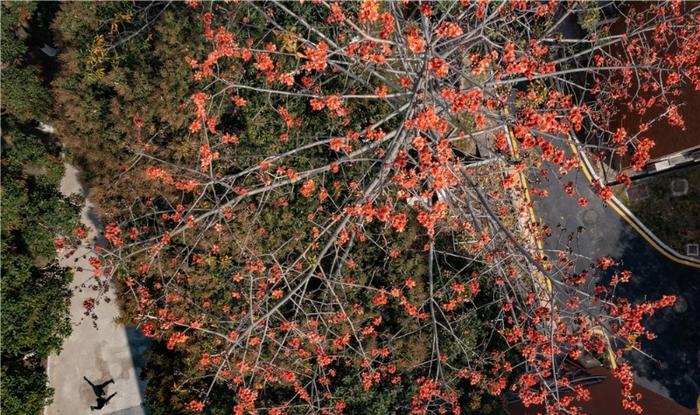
[505,125,553,293]
[569,137,700,269]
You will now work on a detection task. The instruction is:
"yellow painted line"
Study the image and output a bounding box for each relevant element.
[503,120,619,369]
[590,326,618,370]
[569,140,700,270]
[505,126,552,292]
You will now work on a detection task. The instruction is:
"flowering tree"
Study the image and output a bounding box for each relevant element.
[69,1,698,414]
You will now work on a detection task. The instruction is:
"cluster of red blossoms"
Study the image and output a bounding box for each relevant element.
[93,2,700,415]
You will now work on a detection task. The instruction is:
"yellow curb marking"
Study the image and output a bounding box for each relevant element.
[590,326,618,370]
[504,119,620,370]
[505,125,552,292]
[568,140,700,270]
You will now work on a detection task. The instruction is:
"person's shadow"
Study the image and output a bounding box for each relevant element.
[83,377,116,411]
[90,392,117,411]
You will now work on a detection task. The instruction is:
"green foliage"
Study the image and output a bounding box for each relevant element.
[0,2,35,63]
[51,2,205,185]
[0,2,52,122]
[0,121,79,415]
[0,121,79,414]
[0,254,73,358]
[1,66,52,122]
[333,370,417,414]
[141,344,187,415]
[577,2,601,33]
[1,361,54,415]
[0,124,78,414]
[1,124,79,261]
[1,6,81,412]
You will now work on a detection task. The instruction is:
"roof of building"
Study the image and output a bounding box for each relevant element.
[505,366,694,415]
[607,2,700,165]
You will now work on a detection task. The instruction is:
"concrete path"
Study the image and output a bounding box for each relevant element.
[45,164,148,415]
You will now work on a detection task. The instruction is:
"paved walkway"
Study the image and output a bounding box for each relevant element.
[45,164,148,415]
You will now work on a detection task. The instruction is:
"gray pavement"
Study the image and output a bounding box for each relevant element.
[45,164,148,415]
[531,148,700,409]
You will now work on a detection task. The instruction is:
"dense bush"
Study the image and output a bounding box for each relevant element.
[5,1,697,414]
[1,3,80,414]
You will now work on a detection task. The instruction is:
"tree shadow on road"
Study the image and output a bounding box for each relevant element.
[616,226,700,409]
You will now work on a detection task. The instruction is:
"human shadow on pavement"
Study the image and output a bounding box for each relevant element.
[83,376,114,397]
[84,376,117,411]
[90,392,117,411]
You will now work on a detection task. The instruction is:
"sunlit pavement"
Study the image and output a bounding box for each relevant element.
[45,164,148,415]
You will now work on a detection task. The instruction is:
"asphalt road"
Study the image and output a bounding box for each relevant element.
[530,156,700,409]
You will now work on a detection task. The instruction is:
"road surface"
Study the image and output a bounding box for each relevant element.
[45,164,148,415]
[531,151,700,409]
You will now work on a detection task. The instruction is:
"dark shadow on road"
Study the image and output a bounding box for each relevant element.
[125,326,150,409]
[533,157,700,409]
[615,225,700,409]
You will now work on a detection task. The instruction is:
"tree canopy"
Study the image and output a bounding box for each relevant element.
[10,1,700,415]
[1,3,80,414]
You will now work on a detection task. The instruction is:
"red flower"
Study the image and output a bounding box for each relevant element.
[666,105,685,128]
[406,26,425,53]
[191,92,208,119]
[132,115,144,129]
[187,400,205,412]
[329,137,351,152]
[612,363,643,414]
[327,3,345,24]
[199,144,220,172]
[563,181,575,197]
[74,225,89,239]
[428,57,449,78]
[503,42,516,63]
[616,172,632,186]
[278,107,301,128]
[231,95,247,107]
[406,106,448,134]
[371,291,388,307]
[254,52,274,72]
[299,179,316,198]
[166,331,189,350]
[54,237,66,253]
[302,41,328,72]
[436,21,463,38]
[378,12,395,39]
[358,0,379,24]
[597,256,616,270]
[222,133,239,145]
[390,213,408,232]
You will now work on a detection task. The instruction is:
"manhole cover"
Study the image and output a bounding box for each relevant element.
[627,183,650,201]
[581,209,598,226]
[674,296,688,313]
[687,243,699,257]
[671,178,688,196]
